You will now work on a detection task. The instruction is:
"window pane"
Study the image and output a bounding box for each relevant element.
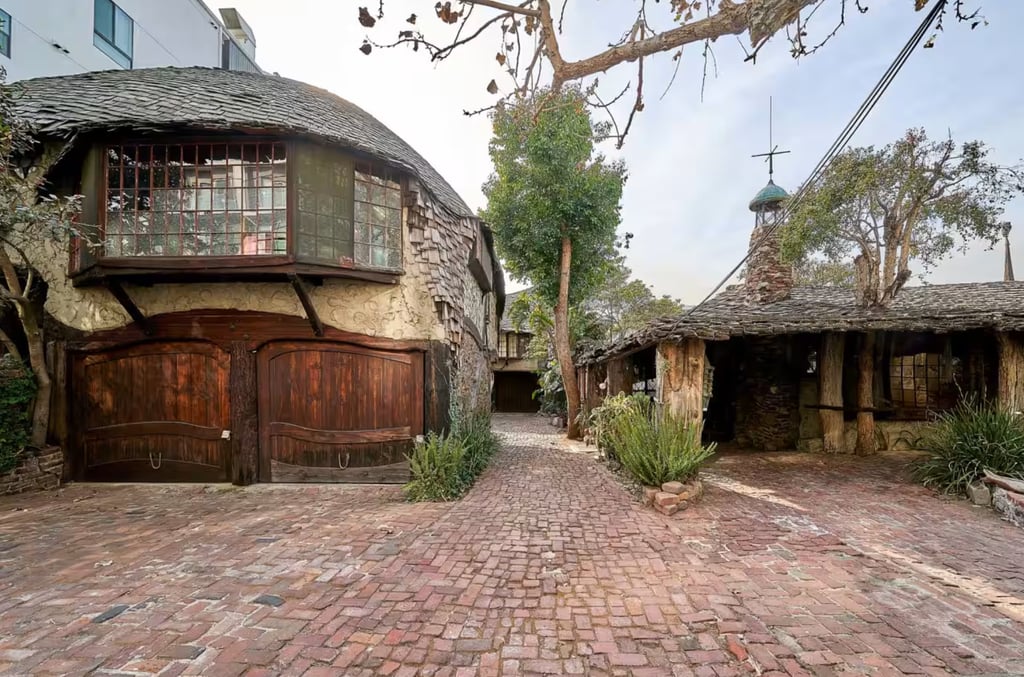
[102,142,287,258]
[94,0,113,41]
[295,143,355,266]
[0,10,11,58]
[113,6,132,55]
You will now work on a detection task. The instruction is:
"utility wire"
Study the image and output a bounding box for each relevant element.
[684,0,948,316]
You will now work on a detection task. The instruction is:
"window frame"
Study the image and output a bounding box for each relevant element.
[93,0,133,69]
[0,8,11,58]
[72,136,407,286]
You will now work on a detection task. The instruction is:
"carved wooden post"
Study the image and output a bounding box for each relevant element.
[606,356,633,397]
[998,332,1024,412]
[656,339,705,422]
[855,331,877,455]
[819,332,845,453]
[584,364,603,411]
[230,342,259,485]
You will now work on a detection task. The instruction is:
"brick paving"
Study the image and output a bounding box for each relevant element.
[1,414,1023,676]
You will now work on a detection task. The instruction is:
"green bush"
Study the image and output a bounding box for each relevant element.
[608,401,716,487]
[584,393,650,458]
[914,398,1024,495]
[0,355,36,475]
[404,409,499,502]
[404,432,467,501]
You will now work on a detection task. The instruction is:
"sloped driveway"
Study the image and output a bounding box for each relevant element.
[0,414,1022,676]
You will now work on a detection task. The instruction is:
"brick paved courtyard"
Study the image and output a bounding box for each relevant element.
[1,414,1023,676]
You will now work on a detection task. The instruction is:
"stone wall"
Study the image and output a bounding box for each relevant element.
[734,337,801,451]
[0,447,62,496]
[743,220,794,304]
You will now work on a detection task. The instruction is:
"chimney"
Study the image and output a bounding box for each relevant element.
[744,180,794,304]
[1003,222,1015,282]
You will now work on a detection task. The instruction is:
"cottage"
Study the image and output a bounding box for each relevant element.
[578,179,1024,453]
[10,67,503,484]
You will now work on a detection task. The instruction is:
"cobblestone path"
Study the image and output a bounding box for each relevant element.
[0,414,1022,676]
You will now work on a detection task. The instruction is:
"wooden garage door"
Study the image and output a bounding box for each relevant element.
[258,341,424,483]
[74,342,230,481]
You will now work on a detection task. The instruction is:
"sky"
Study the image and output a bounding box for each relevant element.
[208,0,1024,303]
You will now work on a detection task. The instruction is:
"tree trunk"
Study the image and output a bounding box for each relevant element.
[819,332,845,454]
[855,332,876,455]
[553,236,582,440]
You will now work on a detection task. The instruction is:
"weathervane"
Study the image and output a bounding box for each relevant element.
[751,97,790,181]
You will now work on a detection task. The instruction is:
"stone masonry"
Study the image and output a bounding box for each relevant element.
[0,446,62,496]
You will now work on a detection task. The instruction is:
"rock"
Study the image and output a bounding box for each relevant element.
[253,594,285,607]
[661,481,684,495]
[676,480,704,502]
[654,492,679,508]
[655,502,679,516]
[92,605,129,624]
[992,488,1024,529]
[967,480,991,507]
[642,487,660,506]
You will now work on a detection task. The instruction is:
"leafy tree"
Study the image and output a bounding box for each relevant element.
[360,1,983,145]
[0,72,82,448]
[483,88,625,439]
[590,258,684,340]
[793,259,855,287]
[782,129,1022,307]
[781,128,1023,454]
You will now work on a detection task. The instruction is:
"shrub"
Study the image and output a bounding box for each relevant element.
[0,355,36,475]
[608,401,716,487]
[404,409,500,502]
[914,398,1024,495]
[584,393,650,458]
[404,432,467,501]
[454,411,499,484]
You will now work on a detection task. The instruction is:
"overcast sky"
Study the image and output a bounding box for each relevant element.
[209,0,1024,303]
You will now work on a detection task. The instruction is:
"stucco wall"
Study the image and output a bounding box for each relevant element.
[27,228,446,342]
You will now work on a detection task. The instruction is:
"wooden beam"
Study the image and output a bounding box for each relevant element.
[606,356,633,397]
[230,342,259,485]
[425,341,452,435]
[998,332,1024,412]
[103,280,152,336]
[819,332,845,454]
[287,273,324,337]
[656,339,705,423]
[856,332,877,455]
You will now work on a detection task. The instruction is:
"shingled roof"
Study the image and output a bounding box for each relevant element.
[579,281,1024,364]
[11,67,473,217]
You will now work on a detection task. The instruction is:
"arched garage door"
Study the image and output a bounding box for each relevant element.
[74,342,231,481]
[258,341,424,483]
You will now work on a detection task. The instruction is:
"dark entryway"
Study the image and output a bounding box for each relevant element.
[493,371,540,413]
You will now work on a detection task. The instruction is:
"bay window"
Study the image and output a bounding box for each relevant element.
[86,139,405,281]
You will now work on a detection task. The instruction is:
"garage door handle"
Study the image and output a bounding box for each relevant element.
[337,452,350,469]
[149,452,162,470]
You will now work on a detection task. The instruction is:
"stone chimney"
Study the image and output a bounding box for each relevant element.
[744,180,794,304]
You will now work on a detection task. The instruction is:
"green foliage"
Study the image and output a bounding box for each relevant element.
[0,355,35,474]
[404,408,499,502]
[781,128,1022,306]
[589,257,684,341]
[793,259,855,287]
[583,392,650,458]
[607,401,716,486]
[482,87,626,309]
[404,432,466,502]
[914,398,1024,495]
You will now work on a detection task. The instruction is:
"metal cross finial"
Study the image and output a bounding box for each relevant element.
[751,96,790,180]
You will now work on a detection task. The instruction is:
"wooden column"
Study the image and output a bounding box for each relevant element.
[998,332,1024,412]
[656,339,706,422]
[855,331,877,455]
[819,332,845,454]
[425,341,453,434]
[606,357,633,397]
[230,342,259,485]
[584,364,604,412]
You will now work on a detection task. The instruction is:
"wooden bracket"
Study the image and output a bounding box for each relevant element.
[104,280,152,336]
[288,274,324,337]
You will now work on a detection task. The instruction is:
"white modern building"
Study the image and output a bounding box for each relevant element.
[0,0,257,82]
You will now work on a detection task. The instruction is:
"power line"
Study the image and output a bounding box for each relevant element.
[684,0,948,315]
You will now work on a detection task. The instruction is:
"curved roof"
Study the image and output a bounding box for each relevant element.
[11,67,472,217]
[749,180,789,211]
